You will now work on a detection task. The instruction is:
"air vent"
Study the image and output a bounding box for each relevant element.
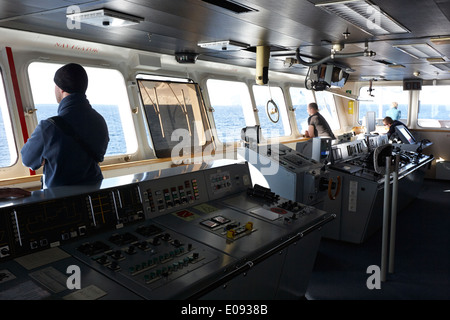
[393,43,444,59]
[431,62,450,72]
[315,0,409,36]
[201,0,258,13]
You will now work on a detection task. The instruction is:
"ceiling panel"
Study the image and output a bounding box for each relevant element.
[0,0,449,80]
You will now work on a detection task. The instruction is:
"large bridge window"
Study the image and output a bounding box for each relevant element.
[138,77,211,158]
[28,62,137,157]
[418,85,450,128]
[0,70,17,167]
[314,91,340,130]
[206,79,255,143]
[358,86,408,122]
[252,85,291,138]
[290,87,315,134]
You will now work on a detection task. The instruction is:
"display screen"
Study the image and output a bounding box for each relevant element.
[395,125,416,144]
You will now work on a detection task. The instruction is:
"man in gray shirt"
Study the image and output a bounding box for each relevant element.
[304,102,336,139]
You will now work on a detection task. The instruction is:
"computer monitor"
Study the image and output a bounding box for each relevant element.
[365,111,376,133]
[394,125,416,144]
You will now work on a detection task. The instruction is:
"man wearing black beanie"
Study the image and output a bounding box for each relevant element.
[21,63,110,188]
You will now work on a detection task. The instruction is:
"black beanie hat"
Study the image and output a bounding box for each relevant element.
[54,63,88,94]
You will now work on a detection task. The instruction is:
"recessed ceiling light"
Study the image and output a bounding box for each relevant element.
[361,75,385,80]
[197,40,250,51]
[315,0,410,36]
[66,9,143,27]
[427,57,445,63]
[430,36,450,45]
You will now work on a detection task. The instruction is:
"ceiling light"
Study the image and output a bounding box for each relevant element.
[66,9,143,27]
[197,40,249,51]
[430,36,450,45]
[427,57,445,63]
[393,43,444,59]
[315,0,410,36]
[360,75,385,81]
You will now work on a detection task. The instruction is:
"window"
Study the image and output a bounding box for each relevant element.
[0,71,17,167]
[252,85,291,138]
[290,87,315,134]
[418,85,450,128]
[206,79,255,143]
[314,91,340,130]
[138,77,211,158]
[28,62,137,157]
[358,86,408,122]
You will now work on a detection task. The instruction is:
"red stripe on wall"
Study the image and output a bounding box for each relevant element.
[6,46,36,175]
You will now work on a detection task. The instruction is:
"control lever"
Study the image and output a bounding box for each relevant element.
[247,184,279,202]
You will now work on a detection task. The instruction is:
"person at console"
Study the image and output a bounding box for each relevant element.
[382,116,406,140]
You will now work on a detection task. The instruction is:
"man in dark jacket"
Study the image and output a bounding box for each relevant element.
[21,63,109,188]
[383,116,406,140]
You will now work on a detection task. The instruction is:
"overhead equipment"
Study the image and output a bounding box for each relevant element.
[296,41,375,91]
[305,63,349,91]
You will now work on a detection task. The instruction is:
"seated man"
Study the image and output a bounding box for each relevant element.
[383,116,406,140]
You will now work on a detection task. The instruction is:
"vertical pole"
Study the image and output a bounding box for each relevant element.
[381,156,391,282]
[389,154,400,273]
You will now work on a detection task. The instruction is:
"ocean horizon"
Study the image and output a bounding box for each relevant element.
[1,103,448,168]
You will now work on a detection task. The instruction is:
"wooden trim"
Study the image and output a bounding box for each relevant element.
[0,174,42,186]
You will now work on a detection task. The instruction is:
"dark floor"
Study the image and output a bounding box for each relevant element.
[305,179,450,300]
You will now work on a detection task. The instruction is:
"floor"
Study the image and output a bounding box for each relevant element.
[305,179,450,300]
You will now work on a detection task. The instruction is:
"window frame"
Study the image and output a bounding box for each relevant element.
[137,76,212,158]
[206,78,255,144]
[252,84,291,139]
[314,90,341,130]
[417,85,450,129]
[357,85,409,124]
[289,86,315,135]
[0,68,18,168]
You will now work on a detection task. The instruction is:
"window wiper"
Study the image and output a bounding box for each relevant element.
[139,82,165,138]
[168,84,191,136]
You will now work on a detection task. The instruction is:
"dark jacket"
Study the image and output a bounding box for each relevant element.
[387,120,405,139]
[21,93,109,188]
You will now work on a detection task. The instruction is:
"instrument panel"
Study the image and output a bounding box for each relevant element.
[0,161,333,300]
